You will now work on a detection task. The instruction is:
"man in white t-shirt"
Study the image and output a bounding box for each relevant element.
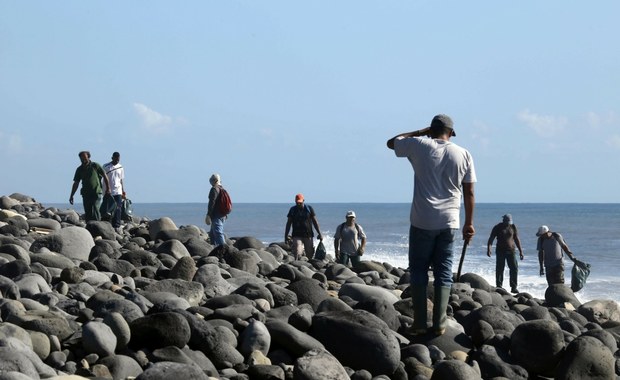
[103,152,126,229]
[387,114,476,336]
[334,210,367,267]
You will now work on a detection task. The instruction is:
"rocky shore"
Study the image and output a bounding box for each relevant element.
[0,192,619,380]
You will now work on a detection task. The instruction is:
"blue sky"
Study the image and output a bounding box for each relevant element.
[1,2,619,203]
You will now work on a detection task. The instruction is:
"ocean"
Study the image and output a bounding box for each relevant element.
[57,202,620,304]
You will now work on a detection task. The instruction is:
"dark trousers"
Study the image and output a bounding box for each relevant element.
[112,194,123,228]
[546,264,565,285]
[83,193,102,222]
[496,250,519,289]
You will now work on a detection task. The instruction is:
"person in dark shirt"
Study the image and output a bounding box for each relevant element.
[284,193,322,260]
[69,150,111,222]
[487,214,524,293]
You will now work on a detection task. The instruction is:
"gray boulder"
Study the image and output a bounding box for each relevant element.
[293,348,350,380]
[555,335,615,380]
[578,299,620,325]
[287,279,328,312]
[148,217,178,241]
[510,319,565,377]
[310,309,400,375]
[130,312,191,350]
[545,284,581,309]
[193,264,234,298]
[30,226,94,261]
[339,283,400,305]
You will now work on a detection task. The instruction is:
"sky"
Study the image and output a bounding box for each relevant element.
[1,1,619,204]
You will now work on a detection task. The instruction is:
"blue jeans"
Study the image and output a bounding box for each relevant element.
[112,194,123,228]
[496,250,519,289]
[210,216,226,246]
[409,226,457,288]
[339,253,361,267]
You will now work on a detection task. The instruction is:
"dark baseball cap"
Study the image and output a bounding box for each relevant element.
[430,114,456,136]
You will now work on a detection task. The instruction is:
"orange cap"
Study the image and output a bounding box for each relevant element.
[295,193,304,203]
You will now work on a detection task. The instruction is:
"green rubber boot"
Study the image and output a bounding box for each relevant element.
[433,286,451,335]
[410,285,428,336]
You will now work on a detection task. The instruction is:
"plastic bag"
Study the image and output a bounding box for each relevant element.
[314,241,327,260]
[571,259,591,292]
[121,198,133,222]
[100,194,117,221]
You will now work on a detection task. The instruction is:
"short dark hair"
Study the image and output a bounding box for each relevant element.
[112,152,120,158]
[79,151,91,158]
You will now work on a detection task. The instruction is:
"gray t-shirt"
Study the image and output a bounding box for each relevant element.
[537,232,567,268]
[334,223,366,256]
[394,136,476,229]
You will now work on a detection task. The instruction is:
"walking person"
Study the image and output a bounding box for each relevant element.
[387,114,476,336]
[69,151,111,222]
[536,225,577,286]
[284,193,323,260]
[205,174,227,246]
[334,210,367,267]
[487,214,524,293]
[102,152,126,231]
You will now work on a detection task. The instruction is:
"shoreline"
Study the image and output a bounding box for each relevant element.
[1,192,619,379]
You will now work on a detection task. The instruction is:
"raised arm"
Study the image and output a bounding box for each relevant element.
[386,127,430,150]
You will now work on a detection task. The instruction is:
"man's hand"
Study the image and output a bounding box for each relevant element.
[358,247,365,256]
[540,268,545,276]
[318,233,323,241]
[462,224,475,242]
[519,251,524,260]
[69,196,74,205]
[486,249,492,257]
[205,215,211,225]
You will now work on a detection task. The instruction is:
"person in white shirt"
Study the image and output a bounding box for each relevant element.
[387,114,476,336]
[103,152,126,229]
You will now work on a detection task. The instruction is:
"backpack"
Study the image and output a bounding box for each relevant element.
[337,222,362,239]
[216,187,232,216]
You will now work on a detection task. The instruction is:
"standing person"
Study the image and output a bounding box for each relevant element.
[387,114,476,336]
[205,173,227,246]
[334,210,367,267]
[69,151,111,222]
[487,214,524,293]
[284,193,323,260]
[536,225,577,286]
[102,152,126,231]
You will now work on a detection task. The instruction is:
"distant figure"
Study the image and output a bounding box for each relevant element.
[284,193,323,260]
[387,114,476,336]
[334,210,367,267]
[487,214,524,293]
[102,152,126,230]
[536,225,577,286]
[69,151,111,222]
[205,173,227,246]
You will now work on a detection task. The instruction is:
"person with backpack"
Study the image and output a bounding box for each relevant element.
[487,214,524,293]
[334,210,367,267]
[205,173,230,246]
[284,193,323,260]
[536,225,578,286]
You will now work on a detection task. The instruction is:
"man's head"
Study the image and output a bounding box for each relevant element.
[111,152,120,164]
[209,173,221,186]
[295,193,304,207]
[502,214,512,225]
[345,210,356,223]
[429,114,456,139]
[536,225,550,237]
[78,151,91,165]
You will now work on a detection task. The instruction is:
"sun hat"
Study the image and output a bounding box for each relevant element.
[502,214,512,224]
[295,193,304,203]
[429,114,456,137]
[346,210,356,218]
[536,225,550,237]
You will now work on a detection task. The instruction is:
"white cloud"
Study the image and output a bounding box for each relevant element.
[133,103,174,134]
[517,109,567,137]
[586,111,618,129]
[0,131,22,154]
[608,135,620,150]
